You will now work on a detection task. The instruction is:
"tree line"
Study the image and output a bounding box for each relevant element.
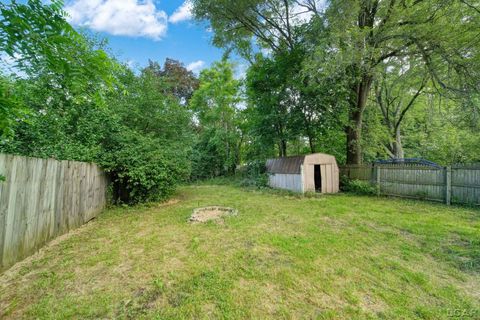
[192,0,480,164]
[1,0,479,203]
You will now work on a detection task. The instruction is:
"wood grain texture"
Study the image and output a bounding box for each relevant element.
[0,154,108,272]
[341,164,480,205]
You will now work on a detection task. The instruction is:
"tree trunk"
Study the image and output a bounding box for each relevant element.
[308,135,315,154]
[392,126,404,159]
[346,75,372,164]
[344,0,377,164]
[279,140,287,157]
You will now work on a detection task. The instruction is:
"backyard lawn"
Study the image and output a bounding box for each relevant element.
[0,184,479,319]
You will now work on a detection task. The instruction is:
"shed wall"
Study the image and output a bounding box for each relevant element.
[269,173,303,193]
[303,154,339,193]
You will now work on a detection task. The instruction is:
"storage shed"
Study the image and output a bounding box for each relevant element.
[266,153,340,193]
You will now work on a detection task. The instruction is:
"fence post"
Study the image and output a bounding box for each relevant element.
[376,165,381,196]
[445,166,451,205]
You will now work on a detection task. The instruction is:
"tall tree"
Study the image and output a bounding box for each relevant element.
[191,0,320,61]
[315,0,480,163]
[374,60,428,159]
[189,59,243,178]
[143,58,199,104]
[193,0,480,164]
[246,45,347,157]
[246,53,298,157]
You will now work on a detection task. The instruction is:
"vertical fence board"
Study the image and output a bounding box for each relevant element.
[451,165,480,205]
[0,154,108,272]
[340,163,479,205]
[0,154,14,269]
[35,158,48,251]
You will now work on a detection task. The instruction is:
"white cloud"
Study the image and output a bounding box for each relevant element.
[186,60,205,74]
[65,0,168,40]
[169,1,193,24]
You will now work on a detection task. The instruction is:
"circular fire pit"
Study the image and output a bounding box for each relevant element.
[189,206,238,224]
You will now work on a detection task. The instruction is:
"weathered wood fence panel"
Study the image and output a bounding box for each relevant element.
[0,154,108,271]
[340,163,480,206]
[340,164,374,181]
[451,165,480,205]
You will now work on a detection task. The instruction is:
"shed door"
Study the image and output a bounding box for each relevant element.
[314,165,322,192]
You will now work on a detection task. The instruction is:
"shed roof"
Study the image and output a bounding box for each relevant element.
[266,156,305,174]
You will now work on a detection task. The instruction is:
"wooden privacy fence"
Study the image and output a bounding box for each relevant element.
[340,163,480,206]
[0,154,108,271]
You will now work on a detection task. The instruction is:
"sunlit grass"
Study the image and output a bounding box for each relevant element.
[1,184,479,319]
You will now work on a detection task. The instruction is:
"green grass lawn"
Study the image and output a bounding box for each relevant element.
[1,184,479,319]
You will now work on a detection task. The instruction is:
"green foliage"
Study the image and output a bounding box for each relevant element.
[196,0,480,165]
[0,0,119,137]
[101,66,193,203]
[2,0,480,205]
[101,131,190,204]
[245,48,348,160]
[317,0,480,163]
[143,59,199,103]
[237,160,269,188]
[0,0,118,84]
[342,179,377,196]
[401,96,480,164]
[0,75,28,137]
[362,88,480,165]
[0,174,5,182]
[0,0,196,204]
[245,53,299,158]
[189,59,243,179]
[3,67,193,204]
[244,159,266,177]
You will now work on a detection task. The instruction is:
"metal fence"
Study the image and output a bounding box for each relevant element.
[340,163,480,206]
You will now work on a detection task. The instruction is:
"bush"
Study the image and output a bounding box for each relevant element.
[100,131,191,204]
[245,159,267,176]
[238,173,269,188]
[342,179,377,196]
[238,160,269,188]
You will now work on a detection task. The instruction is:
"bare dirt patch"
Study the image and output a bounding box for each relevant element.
[189,206,237,224]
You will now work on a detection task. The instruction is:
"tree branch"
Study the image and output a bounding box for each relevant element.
[395,76,427,130]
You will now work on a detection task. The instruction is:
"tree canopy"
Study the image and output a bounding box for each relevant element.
[1,0,479,204]
[192,0,480,164]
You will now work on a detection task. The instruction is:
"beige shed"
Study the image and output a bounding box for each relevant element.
[266,153,339,193]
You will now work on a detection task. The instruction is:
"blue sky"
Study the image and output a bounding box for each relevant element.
[62,0,229,74]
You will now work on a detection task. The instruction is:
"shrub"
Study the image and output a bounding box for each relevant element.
[343,179,377,196]
[238,160,269,188]
[238,173,269,188]
[245,160,267,176]
[100,130,191,204]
